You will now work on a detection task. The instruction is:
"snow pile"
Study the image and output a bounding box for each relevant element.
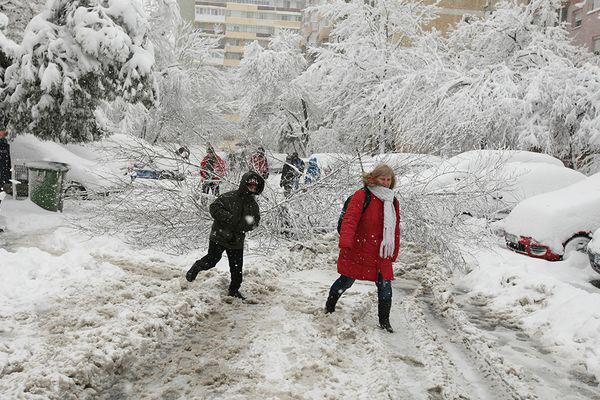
[499,172,600,251]
[457,247,600,382]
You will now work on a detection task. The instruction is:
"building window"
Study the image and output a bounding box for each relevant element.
[594,36,600,54]
[225,52,243,60]
[573,9,582,27]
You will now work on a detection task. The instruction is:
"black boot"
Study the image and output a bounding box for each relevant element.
[228,289,246,300]
[186,260,203,282]
[325,290,340,314]
[378,299,394,333]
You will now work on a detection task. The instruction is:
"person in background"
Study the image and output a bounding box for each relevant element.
[176,146,190,162]
[200,145,226,196]
[324,164,400,333]
[186,171,265,300]
[249,146,269,180]
[304,156,321,185]
[280,153,296,198]
[291,152,305,190]
[0,127,11,233]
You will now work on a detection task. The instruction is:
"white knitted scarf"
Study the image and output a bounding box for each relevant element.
[369,185,396,258]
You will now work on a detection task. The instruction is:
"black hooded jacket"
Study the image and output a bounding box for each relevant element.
[0,138,10,185]
[208,171,264,249]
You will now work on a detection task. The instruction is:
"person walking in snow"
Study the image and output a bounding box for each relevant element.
[200,145,226,196]
[280,153,297,198]
[325,164,400,333]
[291,152,305,190]
[304,156,321,185]
[248,146,269,180]
[185,171,265,300]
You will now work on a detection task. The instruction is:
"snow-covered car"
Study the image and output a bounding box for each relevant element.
[587,229,600,275]
[11,134,125,198]
[129,163,185,181]
[415,150,585,218]
[368,153,442,175]
[500,172,600,261]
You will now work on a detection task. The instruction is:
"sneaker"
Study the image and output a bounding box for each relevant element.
[228,290,246,300]
[185,260,202,282]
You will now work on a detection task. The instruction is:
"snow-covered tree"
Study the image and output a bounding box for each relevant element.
[237,32,314,155]
[100,0,235,146]
[397,0,600,169]
[0,0,45,42]
[302,0,439,154]
[2,0,156,143]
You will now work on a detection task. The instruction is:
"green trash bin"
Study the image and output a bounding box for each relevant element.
[27,161,70,212]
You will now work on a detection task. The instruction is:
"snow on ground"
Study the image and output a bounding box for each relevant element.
[454,243,600,396]
[0,197,516,400]
[2,196,600,399]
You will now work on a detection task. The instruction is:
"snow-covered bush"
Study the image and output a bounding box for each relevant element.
[3,0,155,143]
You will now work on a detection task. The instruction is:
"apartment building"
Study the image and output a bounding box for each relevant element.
[561,0,600,53]
[303,0,498,47]
[194,0,306,67]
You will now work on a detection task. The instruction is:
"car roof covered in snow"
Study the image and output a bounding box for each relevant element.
[11,134,124,191]
[500,172,600,252]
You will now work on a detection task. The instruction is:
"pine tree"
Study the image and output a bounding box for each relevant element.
[2,0,155,143]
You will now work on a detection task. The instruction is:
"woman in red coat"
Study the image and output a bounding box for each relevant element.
[325,164,400,333]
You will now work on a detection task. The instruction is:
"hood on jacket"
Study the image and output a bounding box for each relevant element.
[239,171,265,195]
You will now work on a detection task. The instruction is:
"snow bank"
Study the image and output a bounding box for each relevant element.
[500,172,600,251]
[457,247,600,381]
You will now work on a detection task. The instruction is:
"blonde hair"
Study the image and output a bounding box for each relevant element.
[362,164,396,189]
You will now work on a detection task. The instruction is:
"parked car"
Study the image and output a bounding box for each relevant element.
[587,229,600,274]
[129,163,185,181]
[499,172,600,261]
[415,150,585,219]
[11,134,124,198]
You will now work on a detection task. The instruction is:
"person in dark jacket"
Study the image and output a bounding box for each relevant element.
[280,154,296,198]
[186,171,265,300]
[325,164,400,333]
[0,128,11,196]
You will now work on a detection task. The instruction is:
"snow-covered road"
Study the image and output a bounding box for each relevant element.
[2,199,600,399]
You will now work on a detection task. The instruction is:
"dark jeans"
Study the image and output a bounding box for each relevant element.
[197,240,244,292]
[329,273,392,302]
[202,181,220,196]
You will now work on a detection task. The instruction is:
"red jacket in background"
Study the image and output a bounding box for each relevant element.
[337,187,400,282]
[200,154,226,181]
[249,153,269,179]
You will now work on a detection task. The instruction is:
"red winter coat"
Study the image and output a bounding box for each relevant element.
[200,154,226,181]
[338,188,400,282]
[249,153,269,178]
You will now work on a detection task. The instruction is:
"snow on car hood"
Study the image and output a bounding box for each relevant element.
[11,134,125,192]
[500,172,600,252]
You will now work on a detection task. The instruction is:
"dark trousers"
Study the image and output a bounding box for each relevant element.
[329,273,392,302]
[202,181,220,196]
[197,240,244,292]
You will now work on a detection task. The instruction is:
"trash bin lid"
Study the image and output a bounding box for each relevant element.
[26,161,70,172]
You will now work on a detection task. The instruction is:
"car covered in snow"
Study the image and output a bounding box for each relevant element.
[587,229,600,275]
[10,134,125,198]
[499,172,600,261]
[415,150,585,219]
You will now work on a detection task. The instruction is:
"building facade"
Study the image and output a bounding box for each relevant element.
[561,0,600,53]
[302,0,498,47]
[194,0,306,67]
[177,0,196,23]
